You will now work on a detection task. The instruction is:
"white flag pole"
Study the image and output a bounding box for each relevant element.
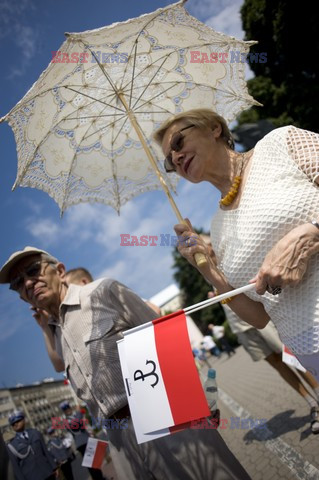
[185,283,256,315]
[121,284,255,336]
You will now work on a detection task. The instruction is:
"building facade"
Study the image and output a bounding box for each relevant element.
[0,379,77,442]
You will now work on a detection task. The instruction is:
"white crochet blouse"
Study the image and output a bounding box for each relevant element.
[211,126,319,355]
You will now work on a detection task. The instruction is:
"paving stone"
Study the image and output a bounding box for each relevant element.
[200,346,319,480]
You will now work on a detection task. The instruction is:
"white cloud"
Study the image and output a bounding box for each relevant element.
[0,0,39,78]
[0,290,30,342]
[187,0,237,21]
[205,4,245,40]
[8,25,39,79]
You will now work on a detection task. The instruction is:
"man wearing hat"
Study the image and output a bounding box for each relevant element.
[46,425,75,480]
[0,246,251,480]
[6,410,57,480]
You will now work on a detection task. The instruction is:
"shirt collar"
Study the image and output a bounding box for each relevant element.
[48,284,82,326]
[61,284,82,307]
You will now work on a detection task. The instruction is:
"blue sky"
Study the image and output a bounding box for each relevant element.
[0,0,246,387]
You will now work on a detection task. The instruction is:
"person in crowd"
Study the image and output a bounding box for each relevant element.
[208,322,236,357]
[155,108,319,379]
[201,333,221,358]
[0,246,251,480]
[208,288,319,434]
[1,431,16,480]
[46,426,75,480]
[58,401,105,480]
[65,267,93,285]
[6,410,57,480]
[67,267,162,315]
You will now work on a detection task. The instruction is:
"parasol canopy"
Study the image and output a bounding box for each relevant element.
[1,0,260,216]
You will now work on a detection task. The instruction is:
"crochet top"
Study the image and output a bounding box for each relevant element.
[211,126,319,355]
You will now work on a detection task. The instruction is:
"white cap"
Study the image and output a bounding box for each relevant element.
[0,246,58,283]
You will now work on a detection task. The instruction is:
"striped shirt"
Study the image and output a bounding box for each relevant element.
[50,278,157,418]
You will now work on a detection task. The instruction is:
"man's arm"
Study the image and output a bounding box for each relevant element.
[6,444,26,480]
[32,308,65,372]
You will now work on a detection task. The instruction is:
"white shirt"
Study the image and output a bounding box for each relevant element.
[201,335,217,350]
[211,126,319,355]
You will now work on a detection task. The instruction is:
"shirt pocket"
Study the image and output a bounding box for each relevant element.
[83,316,114,344]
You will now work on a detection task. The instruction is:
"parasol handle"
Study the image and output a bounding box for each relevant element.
[180,219,207,268]
[117,93,207,267]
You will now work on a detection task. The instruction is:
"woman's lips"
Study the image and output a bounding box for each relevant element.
[184,156,194,174]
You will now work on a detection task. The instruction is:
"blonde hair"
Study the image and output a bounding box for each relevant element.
[153,108,234,149]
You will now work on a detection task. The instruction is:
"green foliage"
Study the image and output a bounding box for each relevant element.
[172,228,226,333]
[239,0,319,131]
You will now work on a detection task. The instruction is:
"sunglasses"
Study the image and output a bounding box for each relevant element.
[10,261,55,292]
[164,124,195,172]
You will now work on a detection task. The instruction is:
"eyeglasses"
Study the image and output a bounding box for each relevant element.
[10,261,56,292]
[164,124,195,172]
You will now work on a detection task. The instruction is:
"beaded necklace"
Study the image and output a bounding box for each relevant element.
[219,151,248,207]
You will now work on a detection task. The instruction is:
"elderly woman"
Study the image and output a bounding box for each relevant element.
[154,108,319,379]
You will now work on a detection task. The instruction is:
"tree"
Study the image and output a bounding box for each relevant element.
[239,0,319,131]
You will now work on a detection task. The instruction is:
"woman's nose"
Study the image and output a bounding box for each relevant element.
[171,150,184,167]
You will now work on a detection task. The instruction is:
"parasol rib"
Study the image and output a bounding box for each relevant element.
[118,92,206,266]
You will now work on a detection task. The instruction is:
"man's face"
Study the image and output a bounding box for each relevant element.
[12,418,25,432]
[9,254,65,310]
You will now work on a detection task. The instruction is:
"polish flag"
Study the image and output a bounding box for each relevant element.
[82,437,108,469]
[121,311,210,434]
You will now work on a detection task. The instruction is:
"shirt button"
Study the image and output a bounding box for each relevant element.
[100,399,104,403]
[73,349,76,352]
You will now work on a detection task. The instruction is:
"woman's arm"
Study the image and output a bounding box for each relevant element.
[252,222,319,294]
[252,127,319,293]
[174,221,269,329]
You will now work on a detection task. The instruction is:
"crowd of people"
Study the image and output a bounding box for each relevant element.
[5,400,107,480]
[2,107,319,479]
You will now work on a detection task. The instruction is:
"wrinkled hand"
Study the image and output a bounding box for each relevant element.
[174,219,225,286]
[31,307,50,329]
[251,224,319,295]
[174,219,209,268]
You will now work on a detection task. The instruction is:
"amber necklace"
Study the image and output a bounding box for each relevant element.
[219,151,248,207]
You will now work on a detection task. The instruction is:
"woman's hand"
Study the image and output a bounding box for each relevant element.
[174,219,227,287]
[251,223,319,295]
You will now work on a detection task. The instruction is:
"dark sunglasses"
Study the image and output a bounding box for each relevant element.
[164,124,195,172]
[10,261,55,292]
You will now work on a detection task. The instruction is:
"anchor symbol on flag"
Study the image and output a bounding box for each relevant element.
[133,359,159,388]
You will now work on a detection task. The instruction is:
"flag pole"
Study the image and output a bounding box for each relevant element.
[185,283,255,315]
[121,283,256,337]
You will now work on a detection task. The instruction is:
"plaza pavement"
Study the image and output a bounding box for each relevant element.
[203,346,319,480]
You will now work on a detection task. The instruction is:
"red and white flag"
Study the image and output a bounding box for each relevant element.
[119,311,210,435]
[282,345,306,372]
[82,437,108,469]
